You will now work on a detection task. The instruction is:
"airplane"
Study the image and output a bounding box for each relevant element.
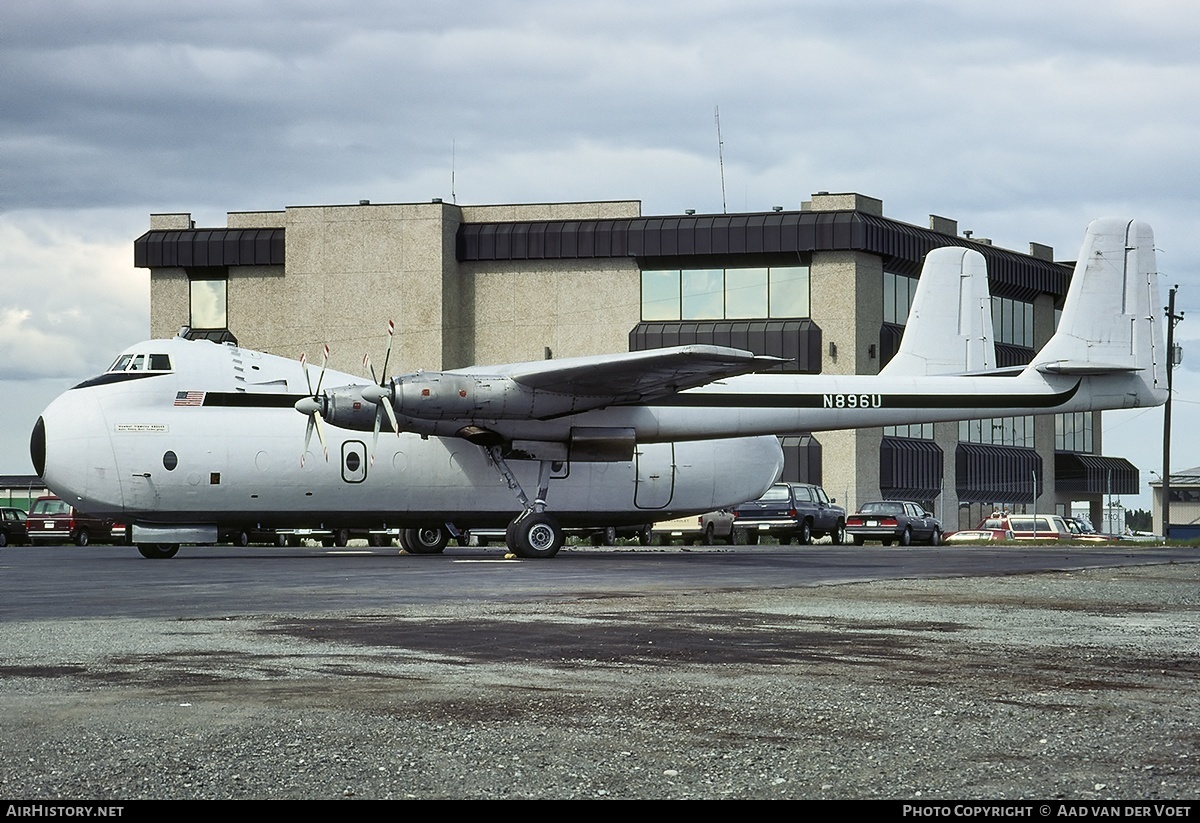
[30,218,1167,559]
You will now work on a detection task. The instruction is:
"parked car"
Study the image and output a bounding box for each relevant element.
[845,500,943,546]
[1063,517,1109,542]
[652,510,736,545]
[971,512,1072,540]
[26,495,126,546]
[731,482,846,544]
[944,527,1015,544]
[0,507,30,547]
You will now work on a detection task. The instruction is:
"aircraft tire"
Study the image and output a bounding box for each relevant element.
[137,543,179,559]
[404,526,448,554]
[510,512,563,559]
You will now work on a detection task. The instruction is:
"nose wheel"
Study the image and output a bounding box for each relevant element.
[506,510,564,558]
[484,446,565,559]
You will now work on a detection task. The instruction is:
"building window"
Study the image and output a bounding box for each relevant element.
[884,423,934,440]
[883,271,917,325]
[190,277,228,330]
[992,296,1034,348]
[1055,412,1093,453]
[960,416,1034,449]
[641,265,809,321]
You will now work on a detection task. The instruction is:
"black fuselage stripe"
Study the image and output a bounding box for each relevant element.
[651,381,1080,410]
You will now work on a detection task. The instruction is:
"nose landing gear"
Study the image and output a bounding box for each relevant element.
[486,446,564,559]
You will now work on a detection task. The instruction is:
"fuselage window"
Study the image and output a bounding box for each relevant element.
[163,451,178,471]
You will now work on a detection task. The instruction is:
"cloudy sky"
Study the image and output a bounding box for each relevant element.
[2,0,1198,510]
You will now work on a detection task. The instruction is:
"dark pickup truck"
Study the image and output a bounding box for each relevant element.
[732,482,846,545]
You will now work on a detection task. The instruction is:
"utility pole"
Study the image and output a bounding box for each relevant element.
[1162,285,1184,539]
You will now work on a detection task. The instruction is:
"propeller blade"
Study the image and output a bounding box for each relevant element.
[380,320,395,380]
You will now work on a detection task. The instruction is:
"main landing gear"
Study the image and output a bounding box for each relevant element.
[487,447,564,559]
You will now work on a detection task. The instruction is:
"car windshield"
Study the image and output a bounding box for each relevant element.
[860,502,903,515]
[31,499,70,516]
[756,486,791,503]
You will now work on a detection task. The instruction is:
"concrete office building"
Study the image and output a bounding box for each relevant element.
[134,192,1139,529]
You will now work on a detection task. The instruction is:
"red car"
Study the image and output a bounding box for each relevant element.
[26,496,126,546]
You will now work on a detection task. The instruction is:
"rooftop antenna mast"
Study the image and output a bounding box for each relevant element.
[715,106,727,214]
[451,139,457,204]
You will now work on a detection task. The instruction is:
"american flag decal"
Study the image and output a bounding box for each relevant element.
[174,391,205,407]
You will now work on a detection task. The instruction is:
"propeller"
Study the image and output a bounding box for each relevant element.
[295,345,330,466]
[361,320,400,464]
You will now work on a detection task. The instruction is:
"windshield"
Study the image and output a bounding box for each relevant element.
[860,502,903,515]
[31,498,70,516]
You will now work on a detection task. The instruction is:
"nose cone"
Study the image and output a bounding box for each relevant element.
[33,386,117,514]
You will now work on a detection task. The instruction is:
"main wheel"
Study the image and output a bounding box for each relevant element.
[137,543,179,559]
[509,512,563,559]
[403,526,448,554]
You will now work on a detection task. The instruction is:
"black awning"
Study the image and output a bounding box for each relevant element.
[879,436,943,500]
[1054,453,1139,495]
[956,443,1043,504]
[629,319,821,374]
[134,228,285,268]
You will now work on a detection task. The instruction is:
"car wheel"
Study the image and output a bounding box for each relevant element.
[831,521,845,545]
[234,530,250,547]
[334,528,350,547]
[703,523,716,546]
[638,525,653,546]
[799,521,813,545]
[74,529,90,547]
[0,532,7,548]
[929,529,941,546]
[603,526,617,546]
[899,527,912,547]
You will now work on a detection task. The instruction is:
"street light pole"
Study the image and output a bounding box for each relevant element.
[1162,285,1184,539]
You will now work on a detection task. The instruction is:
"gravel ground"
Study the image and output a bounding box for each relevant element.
[1,561,1198,800]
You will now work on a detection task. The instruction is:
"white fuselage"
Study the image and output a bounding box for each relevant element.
[34,338,785,530]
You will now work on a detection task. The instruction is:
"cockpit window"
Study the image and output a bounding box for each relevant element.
[107,353,172,373]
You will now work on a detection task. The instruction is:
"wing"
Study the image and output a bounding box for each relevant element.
[467,344,786,404]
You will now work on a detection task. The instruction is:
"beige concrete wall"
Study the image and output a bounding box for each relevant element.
[460,201,641,222]
[809,250,884,512]
[465,258,640,365]
[149,268,190,339]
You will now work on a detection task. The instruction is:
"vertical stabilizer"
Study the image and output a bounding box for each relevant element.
[1029,219,1164,391]
[880,246,996,376]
